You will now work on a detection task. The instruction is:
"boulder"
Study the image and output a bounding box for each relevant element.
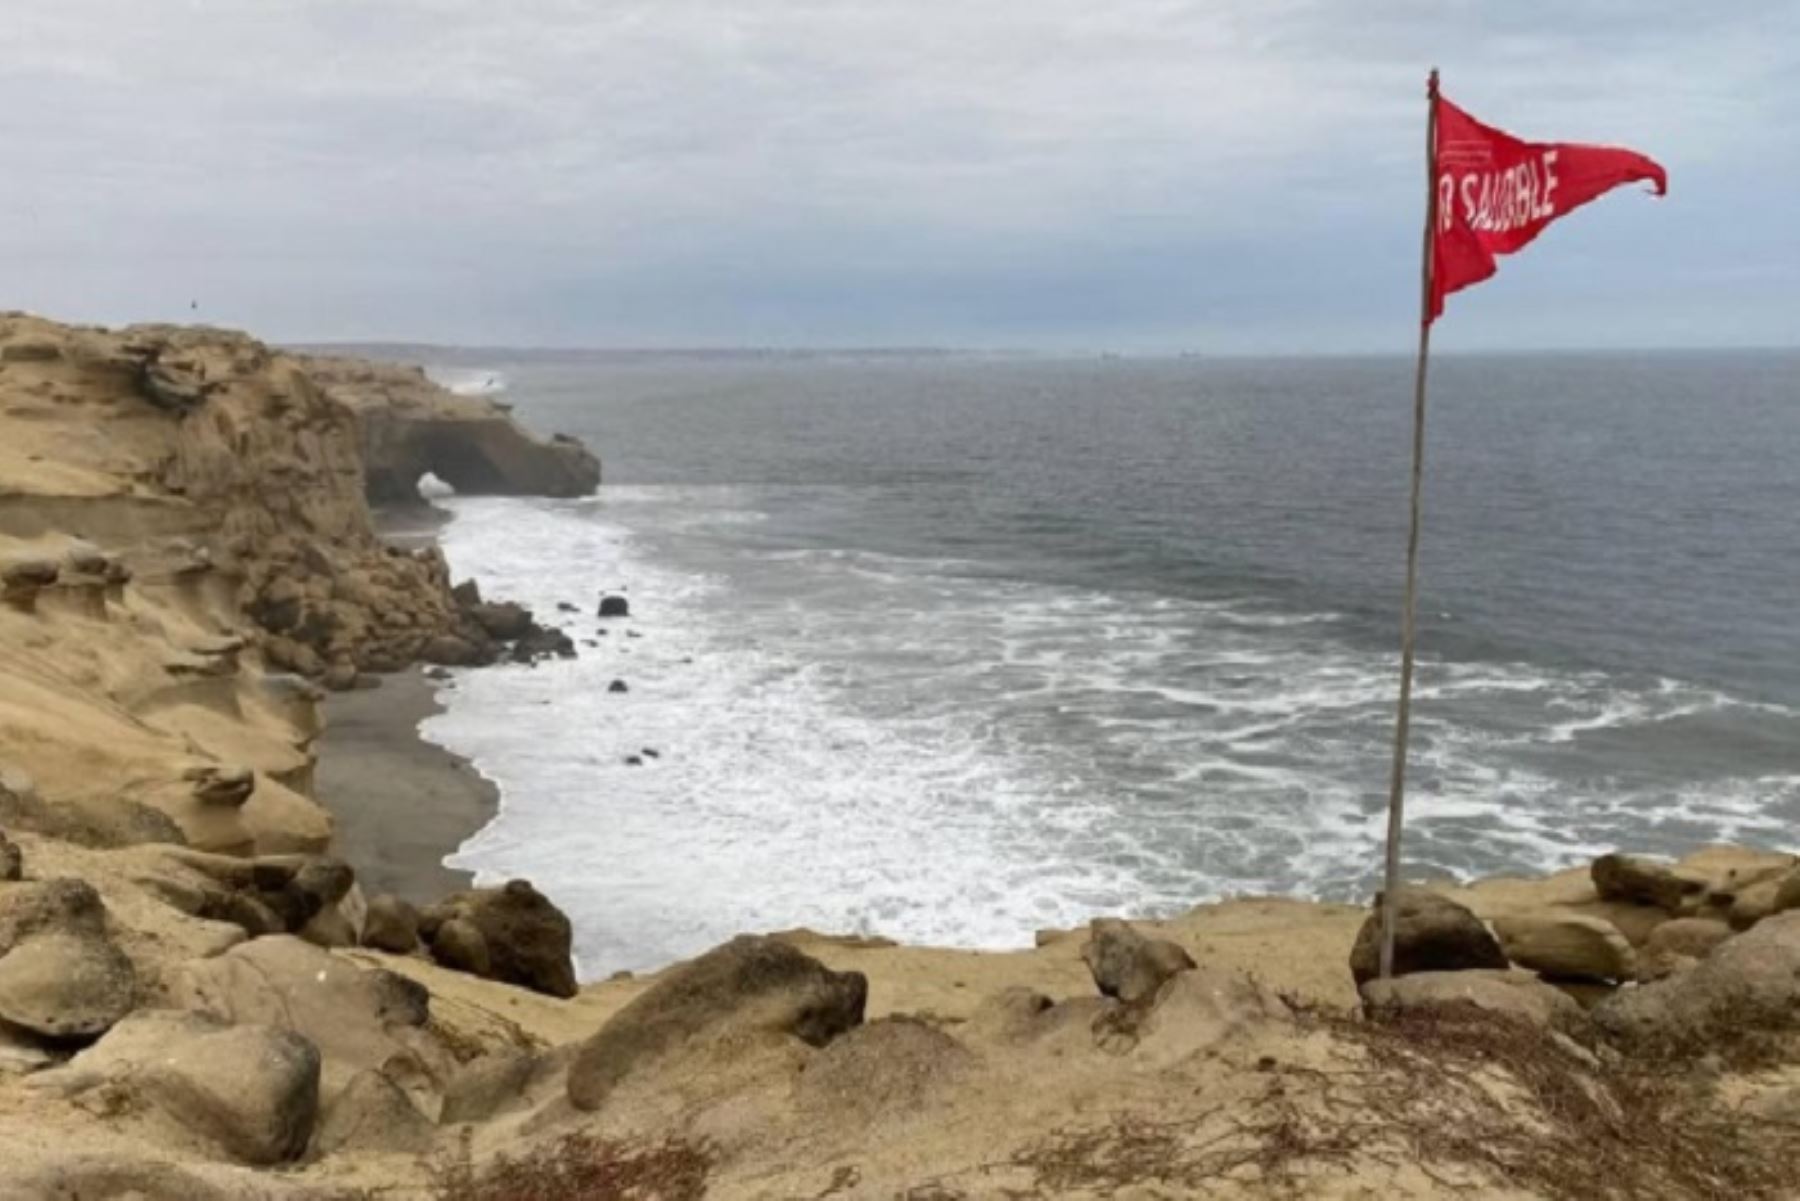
[0,833,19,882]
[1492,912,1635,982]
[420,880,577,998]
[568,934,867,1111]
[0,878,136,1038]
[1591,853,1705,914]
[1594,911,1800,1046]
[1361,969,1588,1034]
[421,634,484,668]
[597,595,630,618]
[428,916,491,976]
[1080,918,1195,1004]
[1775,868,1800,917]
[361,894,421,954]
[469,601,535,641]
[310,1068,434,1156]
[1348,887,1508,986]
[167,936,437,1093]
[39,1010,320,1165]
[0,931,136,1040]
[608,679,629,694]
[510,625,577,663]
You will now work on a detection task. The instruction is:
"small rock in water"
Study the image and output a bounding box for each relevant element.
[597,595,630,619]
[626,630,642,639]
[624,756,643,767]
[556,602,578,613]
[642,748,660,759]
[607,679,629,694]
[595,628,609,637]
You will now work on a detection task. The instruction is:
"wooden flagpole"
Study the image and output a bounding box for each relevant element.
[1379,68,1441,979]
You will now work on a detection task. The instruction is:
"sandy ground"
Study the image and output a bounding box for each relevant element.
[314,668,497,904]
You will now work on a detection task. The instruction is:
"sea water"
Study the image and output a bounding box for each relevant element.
[407,351,1800,976]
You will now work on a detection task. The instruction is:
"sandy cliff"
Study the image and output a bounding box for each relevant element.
[1,314,1798,1200]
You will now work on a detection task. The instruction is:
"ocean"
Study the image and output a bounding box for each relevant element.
[410,351,1800,977]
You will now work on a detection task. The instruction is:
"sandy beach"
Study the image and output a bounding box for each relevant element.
[314,668,498,903]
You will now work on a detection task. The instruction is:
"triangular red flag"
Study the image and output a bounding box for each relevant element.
[1429,88,1666,322]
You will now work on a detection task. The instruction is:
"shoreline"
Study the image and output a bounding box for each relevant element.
[314,666,499,904]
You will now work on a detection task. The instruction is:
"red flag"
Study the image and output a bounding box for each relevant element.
[1429,86,1666,322]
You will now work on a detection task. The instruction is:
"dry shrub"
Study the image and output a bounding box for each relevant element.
[429,1132,713,1201]
[992,1000,1800,1200]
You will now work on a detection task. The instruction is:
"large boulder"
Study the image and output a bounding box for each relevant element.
[167,936,440,1095]
[1591,853,1705,914]
[1080,918,1195,1004]
[35,1010,320,1165]
[419,880,577,998]
[0,878,136,1038]
[1348,887,1508,986]
[568,934,867,1112]
[1361,969,1588,1034]
[1492,912,1636,982]
[1594,911,1800,1047]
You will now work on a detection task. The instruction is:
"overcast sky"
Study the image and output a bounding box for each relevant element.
[3,2,1796,352]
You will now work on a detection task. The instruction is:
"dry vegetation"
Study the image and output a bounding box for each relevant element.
[428,1132,714,1201]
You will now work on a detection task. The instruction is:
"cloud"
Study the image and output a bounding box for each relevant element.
[1,0,1794,348]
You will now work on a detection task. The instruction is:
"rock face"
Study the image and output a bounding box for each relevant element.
[42,1009,321,1164]
[1348,887,1508,986]
[419,880,577,998]
[0,878,136,1038]
[1595,911,1800,1046]
[1081,918,1196,1004]
[303,356,600,504]
[1492,912,1636,982]
[568,934,867,1112]
[1361,969,1588,1033]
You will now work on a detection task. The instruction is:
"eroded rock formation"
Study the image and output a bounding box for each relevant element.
[302,355,600,504]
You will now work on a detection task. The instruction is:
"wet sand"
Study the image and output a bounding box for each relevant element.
[314,668,497,904]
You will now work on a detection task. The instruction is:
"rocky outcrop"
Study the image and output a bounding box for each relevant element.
[419,879,578,998]
[568,934,867,1111]
[302,356,599,505]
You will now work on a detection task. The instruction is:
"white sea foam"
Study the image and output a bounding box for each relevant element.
[425,366,509,397]
[420,489,1800,977]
